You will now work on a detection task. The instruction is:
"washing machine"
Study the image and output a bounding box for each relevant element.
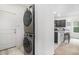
[23,33,34,55]
[23,4,35,55]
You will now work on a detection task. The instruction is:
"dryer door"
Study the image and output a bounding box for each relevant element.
[23,8,32,27]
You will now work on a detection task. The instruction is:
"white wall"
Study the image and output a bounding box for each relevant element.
[35,5,54,55]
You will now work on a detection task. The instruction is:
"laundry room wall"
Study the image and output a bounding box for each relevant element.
[35,4,54,55]
[0,4,27,50]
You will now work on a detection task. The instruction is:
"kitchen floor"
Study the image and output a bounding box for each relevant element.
[54,38,79,55]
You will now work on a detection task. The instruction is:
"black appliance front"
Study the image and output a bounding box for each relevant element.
[55,20,66,27]
[54,32,58,44]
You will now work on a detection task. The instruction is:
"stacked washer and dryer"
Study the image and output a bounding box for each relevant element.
[23,5,35,55]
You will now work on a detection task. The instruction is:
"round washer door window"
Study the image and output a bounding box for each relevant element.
[23,37,32,53]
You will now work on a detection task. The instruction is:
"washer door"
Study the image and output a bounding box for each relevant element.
[23,8,32,27]
[23,37,32,53]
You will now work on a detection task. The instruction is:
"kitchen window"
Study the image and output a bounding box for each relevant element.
[73,21,79,32]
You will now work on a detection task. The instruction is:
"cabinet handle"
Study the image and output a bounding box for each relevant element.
[14,29,16,33]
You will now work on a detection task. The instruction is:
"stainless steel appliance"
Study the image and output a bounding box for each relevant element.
[23,5,35,55]
[23,33,34,55]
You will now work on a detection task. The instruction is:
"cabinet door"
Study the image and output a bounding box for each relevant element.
[0,11,16,50]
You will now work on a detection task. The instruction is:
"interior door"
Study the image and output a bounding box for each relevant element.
[0,10,16,50]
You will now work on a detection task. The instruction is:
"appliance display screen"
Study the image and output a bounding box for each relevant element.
[55,20,66,27]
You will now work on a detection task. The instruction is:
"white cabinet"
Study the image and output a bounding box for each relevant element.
[0,10,16,50]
